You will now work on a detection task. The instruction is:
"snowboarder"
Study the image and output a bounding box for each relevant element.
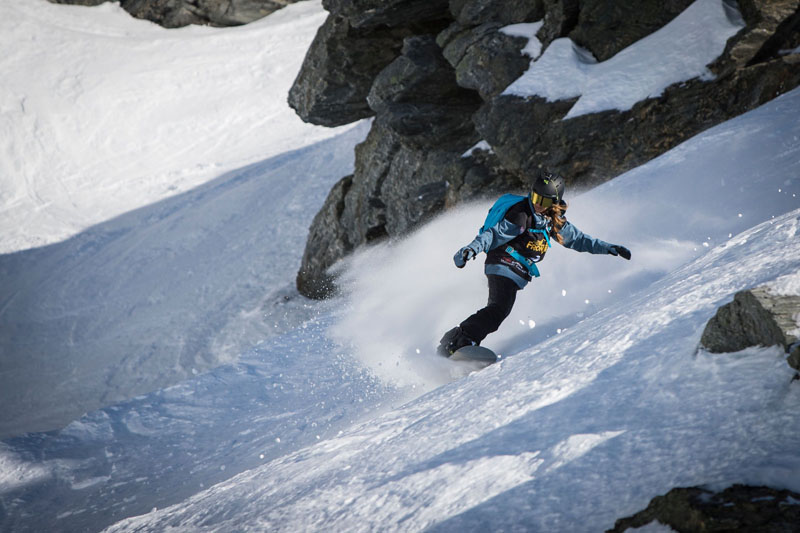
[437,170,631,357]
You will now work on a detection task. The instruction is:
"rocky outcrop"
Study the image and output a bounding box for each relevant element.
[700,285,799,354]
[48,0,302,27]
[609,485,800,532]
[290,0,800,298]
[700,282,800,372]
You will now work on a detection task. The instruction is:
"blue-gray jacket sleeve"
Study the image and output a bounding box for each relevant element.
[466,219,523,254]
[560,221,614,254]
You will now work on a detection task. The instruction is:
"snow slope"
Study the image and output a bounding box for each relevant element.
[0,122,370,438]
[0,0,346,253]
[0,0,367,438]
[104,88,800,533]
[0,313,401,533]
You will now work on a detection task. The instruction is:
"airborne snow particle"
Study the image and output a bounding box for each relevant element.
[561,289,567,296]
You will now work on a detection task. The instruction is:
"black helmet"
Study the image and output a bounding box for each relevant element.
[531,170,565,208]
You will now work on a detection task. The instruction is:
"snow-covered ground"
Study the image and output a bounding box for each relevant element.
[0,0,364,438]
[0,0,350,253]
[1,1,799,532]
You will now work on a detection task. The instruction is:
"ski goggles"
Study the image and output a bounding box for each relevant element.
[530,191,556,208]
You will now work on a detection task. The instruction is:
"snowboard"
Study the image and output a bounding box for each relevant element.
[450,345,497,368]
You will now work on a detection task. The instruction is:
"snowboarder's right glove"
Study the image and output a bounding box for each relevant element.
[608,245,631,260]
[453,246,477,268]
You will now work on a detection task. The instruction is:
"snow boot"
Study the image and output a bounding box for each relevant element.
[437,326,477,357]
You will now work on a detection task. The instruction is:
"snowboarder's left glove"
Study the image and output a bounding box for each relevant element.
[454,246,476,268]
[608,245,631,260]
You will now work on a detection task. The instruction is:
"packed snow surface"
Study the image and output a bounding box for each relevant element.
[503,0,745,119]
[0,0,366,438]
[1,1,799,532]
[0,0,350,253]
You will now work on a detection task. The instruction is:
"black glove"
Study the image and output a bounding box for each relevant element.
[453,246,476,268]
[608,245,631,260]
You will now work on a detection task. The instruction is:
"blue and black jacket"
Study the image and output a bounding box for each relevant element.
[467,195,615,288]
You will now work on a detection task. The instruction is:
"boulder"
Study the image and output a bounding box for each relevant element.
[288,15,423,127]
[437,22,532,100]
[608,485,800,532]
[50,0,302,27]
[714,0,800,73]
[449,0,544,27]
[296,175,355,299]
[367,34,483,148]
[700,284,800,356]
[536,0,580,51]
[49,0,109,5]
[322,0,450,29]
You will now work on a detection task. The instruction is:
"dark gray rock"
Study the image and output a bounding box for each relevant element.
[51,0,302,27]
[608,485,800,533]
[323,0,450,29]
[296,175,355,299]
[449,0,544,27]
[788,344,800,372]
[700,284,800,355]
[437,22,531,100]
[288,12,454,127]
[368,35,483,148]
[713,0,800,74]
[49,0,109,5]
[536,0,580,51]
[568,0,694,62]
[288,15,416,127]
[368,35,475,110]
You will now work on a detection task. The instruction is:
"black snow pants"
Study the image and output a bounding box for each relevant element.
[459,274,520,343]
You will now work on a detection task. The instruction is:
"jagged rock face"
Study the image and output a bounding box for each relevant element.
[449,0,544,26]
[49,0,300,27]
[323,0,450,29]
[478,53,800,186]
[700,284,800,364]
[437,22,532,100]
[368,35,484,148]
[608,485,800,532]
[288,16,419,127]
[291,0,800,298]
[569,0,695,62]
[49,0,108,5]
